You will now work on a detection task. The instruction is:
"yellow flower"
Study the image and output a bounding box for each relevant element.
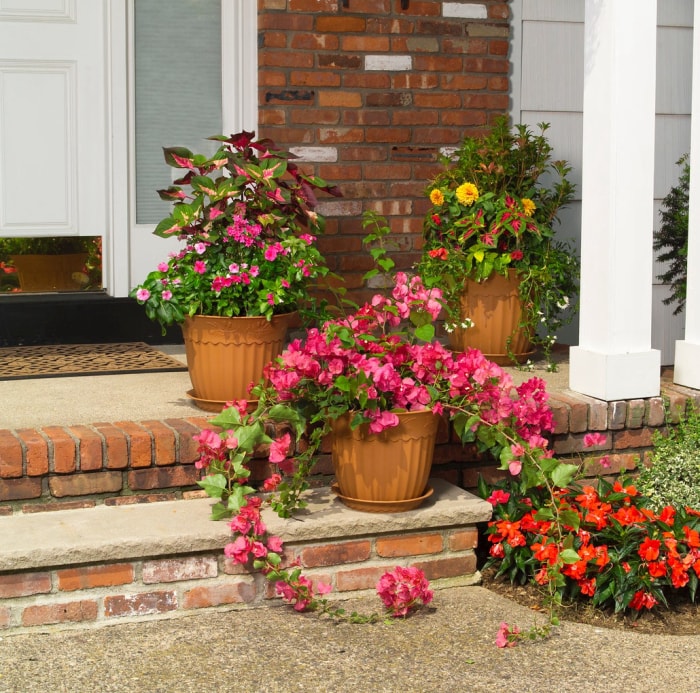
[521,198,536,217]
[429,188,445,206]
[456,182,479,206]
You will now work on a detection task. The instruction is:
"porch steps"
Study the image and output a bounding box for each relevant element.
[0,479,492,634]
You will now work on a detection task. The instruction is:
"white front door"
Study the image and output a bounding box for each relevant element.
[0,0,108,240]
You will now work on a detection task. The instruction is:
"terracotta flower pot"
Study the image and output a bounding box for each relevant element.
[447,269,533,365]
[10,253,88,292]
[181,312,295,408]
[330,409,438,513]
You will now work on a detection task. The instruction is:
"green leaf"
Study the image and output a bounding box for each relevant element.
[197,474,227,498]
[550,463,578,488]
[209,502,231,521]
[414,324,435,342]
[559,548,580,564]
[558,508,581,531]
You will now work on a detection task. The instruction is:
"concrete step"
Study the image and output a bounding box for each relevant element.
[0,479,492,634]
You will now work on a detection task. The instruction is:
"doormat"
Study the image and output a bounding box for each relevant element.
[0,343,188,381]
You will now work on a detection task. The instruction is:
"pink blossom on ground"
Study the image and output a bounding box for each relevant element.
[495,622,520,648]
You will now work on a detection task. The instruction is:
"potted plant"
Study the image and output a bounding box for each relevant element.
[0,236,99,292]
[193,221,556,518]
[131,131,341,408]
[416,116,579,368]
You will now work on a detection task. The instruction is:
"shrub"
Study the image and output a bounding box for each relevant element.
[636,402,700,512]
[654,154,689,315]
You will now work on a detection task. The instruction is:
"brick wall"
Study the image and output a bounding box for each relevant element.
[258,0,511,306]
[2,380,699,512]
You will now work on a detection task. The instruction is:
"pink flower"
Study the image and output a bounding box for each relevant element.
[598,455,611,469]
[368,410,400,434]
[487,489,511,506]
[508,459,522,476]
[161,290,172,301]
[193,260,206,274]
[263,473,282,492]
[267,535,284,553]
[583,432,607,448]
[269,432,292,464]
[495,622,520,648]
[157,262,168,272]
[136,288,150,301]
[223,535,251,564]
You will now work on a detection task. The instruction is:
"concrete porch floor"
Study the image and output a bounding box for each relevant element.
[0,344,572,430]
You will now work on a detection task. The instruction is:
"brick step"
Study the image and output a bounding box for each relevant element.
[1,376,699,513]
[0,479,492,634]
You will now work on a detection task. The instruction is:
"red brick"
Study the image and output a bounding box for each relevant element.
[413,554,477,580]
[182,581,256,609]
[0,606,9,629]
[104,591,178,618]
[336,565,388,592]
[645,397,666,427]
[21,500,95,513]
[0,477,42,501]
[57,564,134,591]
[0,506,12,516]
[582,452,640,477]
[549,394,589,433]
[613,428,654,450]
[17,429,48,476]
[315,16,366,33]
[288,0,336,11]
[48,471,122,498]
[448,529,479,552]
[142,556,217,584]
[300,541,371,568]
[42,426,77,474]
[69,425,104,471]
[376,533,443,558]
[22,600,98,627]
[0,430,23,478]
[164,418,203,465]
[127,465,200,491]
[0,572,51,598]
[93,423,128,470]
[113,421,152,468]
[141,420,176,466]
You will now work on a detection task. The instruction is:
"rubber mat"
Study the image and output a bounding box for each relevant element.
[0,342,188,380]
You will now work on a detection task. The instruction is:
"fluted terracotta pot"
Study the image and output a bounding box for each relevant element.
[447,269,533,365]
[181,312,295,410]
[330,409,438,513]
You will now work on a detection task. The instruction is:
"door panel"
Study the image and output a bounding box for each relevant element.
[0,0,107,238]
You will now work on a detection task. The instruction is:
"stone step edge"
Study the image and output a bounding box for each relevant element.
[1,479,493,572]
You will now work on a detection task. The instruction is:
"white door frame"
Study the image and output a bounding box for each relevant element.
[105,0,258,298]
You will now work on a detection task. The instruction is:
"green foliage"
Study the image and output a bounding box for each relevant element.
[131,131,342,329]
[0,236,96,259]
[636,402,700,512]
[654,154,689,315]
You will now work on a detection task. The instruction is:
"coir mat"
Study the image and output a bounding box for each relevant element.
[0,342,188,380]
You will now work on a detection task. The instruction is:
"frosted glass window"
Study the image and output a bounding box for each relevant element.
[134,0,222,224]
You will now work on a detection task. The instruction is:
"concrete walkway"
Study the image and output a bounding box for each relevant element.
[0,583,697,692]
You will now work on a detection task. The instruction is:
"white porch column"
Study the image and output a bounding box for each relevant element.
[569,0,660,401]
[673,0,700,389]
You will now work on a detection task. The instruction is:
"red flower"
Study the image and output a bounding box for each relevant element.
[629,590,658,611]
[510,249,523,261]
[428,247,448,260]
[639,537,661,562]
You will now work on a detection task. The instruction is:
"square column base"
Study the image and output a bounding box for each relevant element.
[674,340,700,390]
[569,347,660,401]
